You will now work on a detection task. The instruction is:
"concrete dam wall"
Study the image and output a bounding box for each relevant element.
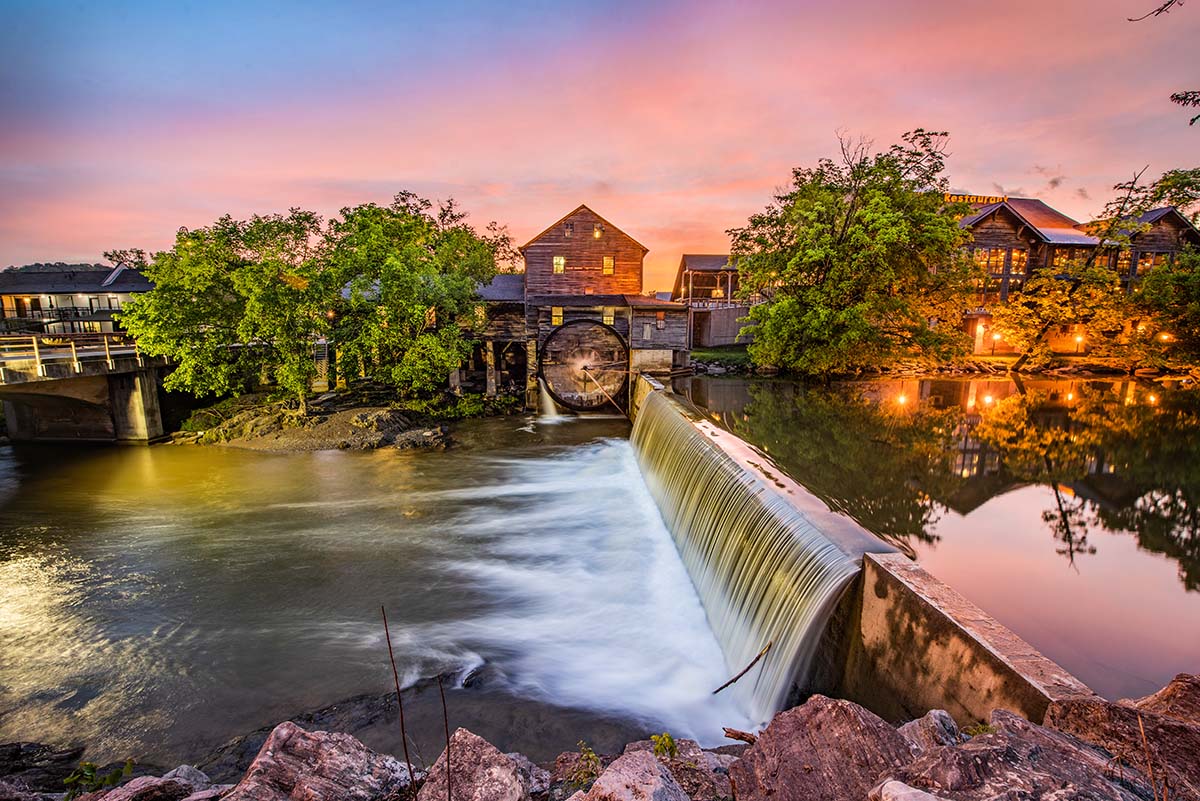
[628,375,1096,726]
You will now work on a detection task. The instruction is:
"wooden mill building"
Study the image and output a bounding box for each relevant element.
[472,205,689,410]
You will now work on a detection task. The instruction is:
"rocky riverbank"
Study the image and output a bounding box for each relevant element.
[3,674,1197,800]
[166,384,519,453]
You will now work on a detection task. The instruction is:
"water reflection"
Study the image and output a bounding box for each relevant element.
[677,375,1200,699]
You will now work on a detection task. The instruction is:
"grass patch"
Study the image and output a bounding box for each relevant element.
[691,344,752,366]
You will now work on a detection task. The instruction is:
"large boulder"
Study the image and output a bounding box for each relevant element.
[416,728,528,801]
[661,751,734,801]
[221,721,415,801]
[882,709,1152,800]
[578,751,688,801]
[1046,693,1200,795]
[728,695,914,801]
[1124,672,1200,724]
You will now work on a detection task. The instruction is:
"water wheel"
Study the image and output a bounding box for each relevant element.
[538,319,629,412]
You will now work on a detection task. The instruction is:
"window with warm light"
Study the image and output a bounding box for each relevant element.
[603,256,614,275]
[655,311,666,330]
[553,256,565,274]
[603,307,614,325]
[593,224,603,239]
[551,306,563,326]
[564,223,574,238]
[1117,250,1132,275]
[1009,249,1028,275]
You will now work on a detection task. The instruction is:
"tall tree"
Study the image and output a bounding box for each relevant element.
[327,192,513,396]
[115,210,330,410]
[730,130,977,374]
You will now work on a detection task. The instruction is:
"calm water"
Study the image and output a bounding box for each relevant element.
[0,417,750,765]
[678,375,1200,701]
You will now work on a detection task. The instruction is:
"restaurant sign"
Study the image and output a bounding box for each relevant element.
[944,193,1008,204]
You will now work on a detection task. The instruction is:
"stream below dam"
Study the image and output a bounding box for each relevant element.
[2,375,1199,769]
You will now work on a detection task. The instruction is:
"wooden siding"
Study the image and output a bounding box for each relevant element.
[1135,214,1196,253]
[522,207,645,296]
[630,309,688,350]
[482,302,526,341]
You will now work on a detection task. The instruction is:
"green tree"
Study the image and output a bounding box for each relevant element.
[114,210,331,411]
[730,130,976,375]
[327,192,512,396]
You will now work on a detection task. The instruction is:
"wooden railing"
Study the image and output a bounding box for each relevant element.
[0,333,143,377]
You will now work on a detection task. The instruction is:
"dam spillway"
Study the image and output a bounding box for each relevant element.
[629,386,894,724]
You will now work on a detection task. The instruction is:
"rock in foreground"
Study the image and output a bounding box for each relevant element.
[222,721,415,801]
[416,727,528,801]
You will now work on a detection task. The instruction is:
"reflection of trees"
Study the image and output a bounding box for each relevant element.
[709,382,965,553]
[975,386,1200,590]
[685,377,1200,592]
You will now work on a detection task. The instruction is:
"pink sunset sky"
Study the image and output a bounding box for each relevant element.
[1,0,1196,291]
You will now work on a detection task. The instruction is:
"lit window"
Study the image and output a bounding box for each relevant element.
[1009,249,1028,276]
[1138,252,1170,275]
[564,223,574,238]
[553,255,565,274]
[656,311,666,330]
[593,224,603,239]
[584,287,594,295]
[603,307,615,325]
[986,248,1005,275]
[973,249,990,271]
[551,306,563,326]
[642,322,652,340]
[603,256,614,275]
[1117,250,1132,275]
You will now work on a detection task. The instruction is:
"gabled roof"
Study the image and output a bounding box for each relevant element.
[679,254,733,272]
[1134,206,1200,243]
[671,254,735,299]
[959,198,1099,246]
[477,273,525,302]
[519,204,650,254]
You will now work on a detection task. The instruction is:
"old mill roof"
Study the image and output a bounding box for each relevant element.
[678,254,734,272]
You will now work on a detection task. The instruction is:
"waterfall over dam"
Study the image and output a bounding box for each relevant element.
[630,387,894,724]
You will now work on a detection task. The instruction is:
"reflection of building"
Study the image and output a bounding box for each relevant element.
[0,263,152,334]
[474,205,689,407]
[955,195,1200,355]
[669,254,755,348]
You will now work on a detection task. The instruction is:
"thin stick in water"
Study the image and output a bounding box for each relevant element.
[382,606,415,793]
[438,674,451,801]
[712,641,772,695]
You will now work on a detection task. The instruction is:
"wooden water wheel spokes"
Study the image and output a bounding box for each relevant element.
[538,319,630,412]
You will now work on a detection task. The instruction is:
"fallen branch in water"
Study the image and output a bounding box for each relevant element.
[712,641,772,695]
[723,727,758,745]
[381,606,415,796]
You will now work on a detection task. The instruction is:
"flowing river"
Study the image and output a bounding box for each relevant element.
[0,415,751,766]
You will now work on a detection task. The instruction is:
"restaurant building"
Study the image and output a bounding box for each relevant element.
[955,194,1200,354]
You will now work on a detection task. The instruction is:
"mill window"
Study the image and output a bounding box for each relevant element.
[593,224,603,239]
[603,256,614,275]
[551,306,563,326]
[564,223,574,238]
[553,255,565,274]
[603,307,615,325]
[642,322,652,340]
[656,311,666,330]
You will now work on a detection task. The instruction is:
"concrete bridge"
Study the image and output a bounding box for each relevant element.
[0,333,169,442]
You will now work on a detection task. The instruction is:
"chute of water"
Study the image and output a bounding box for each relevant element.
[631,390,887,724]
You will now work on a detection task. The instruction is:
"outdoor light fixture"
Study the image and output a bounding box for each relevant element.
[1149,394,1158,405]
[897,395,908,405]
[1067,392,1075,401]
[1160,333,1173,342]
[991,331,1001,356]
[984,394,994,404]
[1075,334,1084,354]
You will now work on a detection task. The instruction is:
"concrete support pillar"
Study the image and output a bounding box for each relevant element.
[485,340,497,397]
[1,400,35,441]
[107,368,164,442]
